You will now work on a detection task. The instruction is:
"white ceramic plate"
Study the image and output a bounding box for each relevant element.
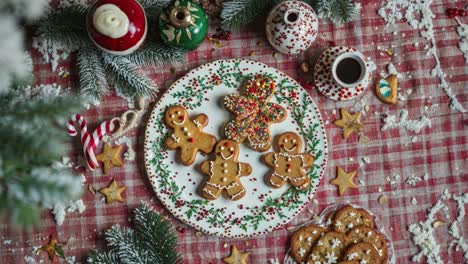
[144,59,328,238]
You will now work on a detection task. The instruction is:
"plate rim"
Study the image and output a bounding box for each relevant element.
[144,58,328,238]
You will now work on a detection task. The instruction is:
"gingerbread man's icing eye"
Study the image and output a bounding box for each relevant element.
[292,139,297,144]
[283,138,288,143]
[170,114,175,118]
[176,111,181,115]
[229,147,234,151]
[220,146,225,150]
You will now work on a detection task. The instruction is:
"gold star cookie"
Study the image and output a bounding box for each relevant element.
[334,108,363,139]
[223,245,250,264]
[38,236,58,261]
[99,179,126,203]
[96,143,124,174]
[330,167,358,196]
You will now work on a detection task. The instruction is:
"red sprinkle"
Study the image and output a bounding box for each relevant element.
[188,138,195,142]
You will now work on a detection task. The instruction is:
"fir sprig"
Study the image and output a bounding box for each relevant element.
[221,0,358,30]
[78,47,109,102]
[34,2,187,100]
[221,0,282,30]
[313,0,358,25]
[103,54,157,99]
[88,203,181,264]
[0,94,85,229]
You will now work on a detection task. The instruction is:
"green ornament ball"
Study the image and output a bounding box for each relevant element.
[159,0,209,50]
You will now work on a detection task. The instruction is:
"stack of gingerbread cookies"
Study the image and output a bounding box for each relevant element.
[164,74,315,201]
[290,205,389,264]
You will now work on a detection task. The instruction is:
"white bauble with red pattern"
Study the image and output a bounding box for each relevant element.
[87,0,147,55]
[265,1,319,55]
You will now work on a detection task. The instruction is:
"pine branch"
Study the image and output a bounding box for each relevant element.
[78,47,109,101]
[0,93,85,229]
[5,166,82,207]
[314,0,358,25]
[221,0,282,30]
[87,203,180,264]
[126,43,185,67]
[0,95,84,122]
[105,226,153,263]
[134,203,181,264]
[138,0,172,13]
[87,249,122,264]
[103,54,157,99]
[221,0,358,30]
[34,5,90,52]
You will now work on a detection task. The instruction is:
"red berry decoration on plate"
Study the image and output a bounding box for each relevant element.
[87,0,147,55]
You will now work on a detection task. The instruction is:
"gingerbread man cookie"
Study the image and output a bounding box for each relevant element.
[263,132,315,191]
[199,139,252,201]
[165,105,217,166]
[224,74,287,152]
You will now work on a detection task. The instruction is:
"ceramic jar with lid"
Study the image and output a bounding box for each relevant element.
[265,1,319,55]
[159,0,209,50]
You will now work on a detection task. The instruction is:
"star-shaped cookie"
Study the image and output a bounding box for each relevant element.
[99,179,126,203]
[334,108,363,139]
[330,167,358,195]
[223,245,250,264]
[96,143,124,174]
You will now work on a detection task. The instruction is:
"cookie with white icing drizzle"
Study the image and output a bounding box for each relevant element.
[199,139,252,200]
[263,132,315,191]
[165,105,217,166]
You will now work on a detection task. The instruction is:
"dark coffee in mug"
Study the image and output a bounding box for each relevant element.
[335,58,362,84]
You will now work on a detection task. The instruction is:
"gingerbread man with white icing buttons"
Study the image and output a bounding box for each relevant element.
[263,132,315,191]
[199,139,252,201]
[165,105,217,166]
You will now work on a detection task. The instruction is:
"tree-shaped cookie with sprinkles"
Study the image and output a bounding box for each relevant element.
[165,105,217,166]
[223,74,287,152]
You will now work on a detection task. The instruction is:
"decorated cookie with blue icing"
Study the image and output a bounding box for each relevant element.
[376,74,398,104]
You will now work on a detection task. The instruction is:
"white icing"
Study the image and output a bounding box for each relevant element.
[203,188,216,198]
[93,4,129,39]
[183,127,188,132]
[298,247,306,257]
[172,118,185,125]
[193,120,202,127]
[331,238,341,249]
[325,252,337,263]
[284,144,297,152]
[220,152,234,160]
[186,132,191,136]
[171,134,180,143]
[230,188,245,200]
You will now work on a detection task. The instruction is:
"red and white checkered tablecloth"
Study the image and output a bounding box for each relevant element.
[1,0,467,263]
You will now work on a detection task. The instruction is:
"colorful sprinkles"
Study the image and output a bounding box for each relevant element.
[224,75,287,151]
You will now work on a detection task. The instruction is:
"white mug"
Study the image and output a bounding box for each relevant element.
[331,52,371,88]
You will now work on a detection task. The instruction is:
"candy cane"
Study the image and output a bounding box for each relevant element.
[66,114,116,171]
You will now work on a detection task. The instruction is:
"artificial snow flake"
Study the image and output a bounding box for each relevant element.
[379,0,466,112]
[382,110,431,133]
